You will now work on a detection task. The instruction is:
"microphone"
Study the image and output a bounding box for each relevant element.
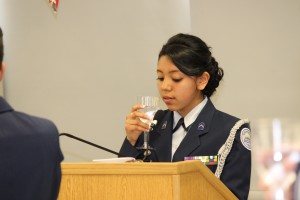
[59,133,125,157]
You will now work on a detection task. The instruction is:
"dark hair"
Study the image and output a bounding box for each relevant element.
[158,33,224,97]
[0,27,3,65]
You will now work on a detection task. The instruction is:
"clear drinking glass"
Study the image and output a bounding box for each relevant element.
[136,96,159,156]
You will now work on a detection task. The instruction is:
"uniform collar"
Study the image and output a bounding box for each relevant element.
[173,96,208,129]
[152,98,216,162]
[171,98,217,161]
[0,96,14,113]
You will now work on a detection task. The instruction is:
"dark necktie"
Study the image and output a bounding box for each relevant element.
[173,118,187,133]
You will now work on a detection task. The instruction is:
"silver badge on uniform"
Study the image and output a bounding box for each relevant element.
[240,128,251,151]
[162,121,167,129]
[197,122,205,130]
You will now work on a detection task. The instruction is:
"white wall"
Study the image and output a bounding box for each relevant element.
[0,0,190,161]
[190,0,300,120]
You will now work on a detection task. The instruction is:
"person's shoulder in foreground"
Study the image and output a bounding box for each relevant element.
[0,97,64,200]
[0,26,64,200]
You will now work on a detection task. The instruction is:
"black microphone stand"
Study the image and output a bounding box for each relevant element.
[59,133,125,157]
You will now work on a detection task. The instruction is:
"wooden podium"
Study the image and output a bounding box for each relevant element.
[58,160,237,200]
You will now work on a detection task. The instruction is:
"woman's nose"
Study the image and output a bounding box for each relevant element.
[160,79,171,91]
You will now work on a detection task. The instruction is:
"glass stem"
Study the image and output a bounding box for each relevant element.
[143,132,149,148]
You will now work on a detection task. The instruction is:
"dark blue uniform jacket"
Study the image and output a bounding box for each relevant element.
[120,98,251,200]
[0,97,63,200]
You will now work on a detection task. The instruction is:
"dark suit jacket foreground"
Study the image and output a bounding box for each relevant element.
[0,97,64,200]
[120,98,251,200]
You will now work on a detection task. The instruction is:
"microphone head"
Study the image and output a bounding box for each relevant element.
[151,120,158,126]
[152,110,165,129]
[149,120,158,130]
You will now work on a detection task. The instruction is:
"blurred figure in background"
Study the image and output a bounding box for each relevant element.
[294,162,300,199]
[253,118,300,200]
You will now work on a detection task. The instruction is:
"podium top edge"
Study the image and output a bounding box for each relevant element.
[61,160,206,175]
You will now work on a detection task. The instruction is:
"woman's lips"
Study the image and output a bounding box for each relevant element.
[163,96,174,104]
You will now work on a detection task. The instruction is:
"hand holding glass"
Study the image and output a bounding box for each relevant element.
[136,96,159,154]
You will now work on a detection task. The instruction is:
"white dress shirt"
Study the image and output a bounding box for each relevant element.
[171,97,208,160]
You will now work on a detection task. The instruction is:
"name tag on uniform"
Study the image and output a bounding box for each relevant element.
[184,155,218,166]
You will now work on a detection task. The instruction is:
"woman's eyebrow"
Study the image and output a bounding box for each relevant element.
[156,69,180,74]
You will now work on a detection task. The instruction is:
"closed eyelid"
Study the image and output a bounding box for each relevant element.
[173,78,183,82]
[157,69,184,80]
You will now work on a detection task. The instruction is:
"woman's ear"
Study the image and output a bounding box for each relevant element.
[0,63,6,81]
[196,72,210,90]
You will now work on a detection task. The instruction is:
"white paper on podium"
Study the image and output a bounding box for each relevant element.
[92,157,135,163]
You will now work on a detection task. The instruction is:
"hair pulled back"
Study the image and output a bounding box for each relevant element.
[158,33,223,97]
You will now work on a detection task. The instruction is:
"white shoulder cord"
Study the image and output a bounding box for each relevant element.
[214,119,250,178]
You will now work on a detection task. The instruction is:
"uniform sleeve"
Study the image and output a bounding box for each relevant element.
[119,137,144,159]
[45,121,64,200]
[219,123,251,200]
[119,110,167,159]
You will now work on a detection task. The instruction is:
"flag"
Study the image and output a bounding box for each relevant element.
[48,0,59,13]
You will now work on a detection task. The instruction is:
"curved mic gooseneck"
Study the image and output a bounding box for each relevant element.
[59,133,125,157]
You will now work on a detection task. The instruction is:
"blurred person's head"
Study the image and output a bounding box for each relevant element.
[0,27,6,81]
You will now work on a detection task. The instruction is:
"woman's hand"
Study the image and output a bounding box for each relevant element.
[125,104,151,146]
